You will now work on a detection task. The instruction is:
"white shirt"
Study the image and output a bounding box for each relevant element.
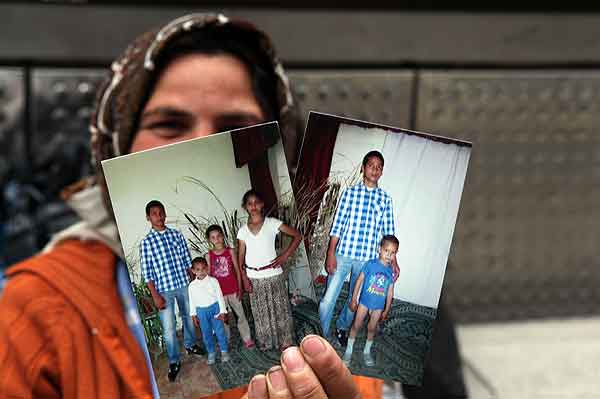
[188,276,227,316]
[237,217,283,279]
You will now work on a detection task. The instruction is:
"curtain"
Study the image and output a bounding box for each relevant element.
[374,127,471,307]
[231,124,278,214]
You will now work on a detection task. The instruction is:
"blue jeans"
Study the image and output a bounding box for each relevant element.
[158,285,197,364]
[319,254,365,336]
[196,302,228,354]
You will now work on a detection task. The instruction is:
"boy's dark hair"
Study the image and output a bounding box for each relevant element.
[362,150,385,168]
[191,256,208,266]
[145,200,165,216]
[205,224,224,240]
[241,189,264,207]
[381,234,399,248]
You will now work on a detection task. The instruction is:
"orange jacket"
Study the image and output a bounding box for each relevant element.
[0,239,382,399]
[0,240,153,399]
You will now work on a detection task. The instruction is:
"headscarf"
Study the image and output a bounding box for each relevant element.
[50,13,301,256]
[89,13,301,212]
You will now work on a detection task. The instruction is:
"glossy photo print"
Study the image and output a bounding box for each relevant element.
[101,122,317,397]
[294,112,472,385]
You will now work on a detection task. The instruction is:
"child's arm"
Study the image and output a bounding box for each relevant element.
[237,239,252,293]
[188,284,197,317]
[179,230,195,281]
[189,285,199,327]
[229,247,243,298]
[349,272,365,312]
[140,240,165,310]
[383,198,400,281]
[391,257,400,282]
[325,236,340,275]
[270,223,302,268]
[212,278,228,321]
[146,281,165,310]
[381,283,394,321]
[204,253,211,274]
[327,189,350,274]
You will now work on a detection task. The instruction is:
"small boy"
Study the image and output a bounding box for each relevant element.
[188,257,230,365]
[342,235,398,367]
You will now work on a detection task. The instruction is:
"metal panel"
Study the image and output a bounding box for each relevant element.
[289,70,414,129]
[0,68,31,266]
[4,5,600,65]
[31,68,106,197]
[0,68,25,183]
[417,71,600,322]
[28,68,106,250]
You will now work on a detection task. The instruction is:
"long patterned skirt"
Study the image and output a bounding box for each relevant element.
[249,274,295,351]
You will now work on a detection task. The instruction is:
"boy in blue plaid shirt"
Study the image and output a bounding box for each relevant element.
[140,200,205,382]
[319,150,399,345]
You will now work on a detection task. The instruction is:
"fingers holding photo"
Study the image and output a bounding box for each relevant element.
[279,347,329,399]
[298,335,361,399]
[244,374,268,399]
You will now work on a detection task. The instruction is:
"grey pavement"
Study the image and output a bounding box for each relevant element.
[457,317,600,399]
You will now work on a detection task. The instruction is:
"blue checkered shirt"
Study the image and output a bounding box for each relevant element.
[140,227,192,293]
[330,182,395,261]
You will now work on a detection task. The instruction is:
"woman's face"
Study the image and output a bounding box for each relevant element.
[131,53,266,152]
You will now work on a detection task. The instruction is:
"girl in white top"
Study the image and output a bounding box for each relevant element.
[188,257,229,365]
[237,189,302,351]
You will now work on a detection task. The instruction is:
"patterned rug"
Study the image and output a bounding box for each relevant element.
[209,283,436,389]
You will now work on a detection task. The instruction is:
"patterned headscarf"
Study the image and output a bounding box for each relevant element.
[89,13,300,209]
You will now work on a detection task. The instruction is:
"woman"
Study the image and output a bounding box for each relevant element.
[0,13,359,399]
[0,12,464,399]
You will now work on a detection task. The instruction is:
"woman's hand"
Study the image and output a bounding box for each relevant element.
[243,335,361,399]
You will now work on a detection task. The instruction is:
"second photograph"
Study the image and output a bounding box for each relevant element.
[294,112,472,385]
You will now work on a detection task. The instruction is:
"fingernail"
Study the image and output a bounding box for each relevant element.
[267,366,287,392]
[282,347,305,372]
[249,375,267,397]
[301,335,325,357]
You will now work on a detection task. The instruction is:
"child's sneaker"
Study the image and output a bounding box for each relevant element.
[244,339,255,349]
[221,352,231,362]
[363,352,375,367]
[207,353,216,365]
[342,351,352,366]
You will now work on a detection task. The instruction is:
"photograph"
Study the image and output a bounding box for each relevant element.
[101,122,319,397]
[294,112,472,385]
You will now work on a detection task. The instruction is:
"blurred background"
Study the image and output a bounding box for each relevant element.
[1,2,599,398]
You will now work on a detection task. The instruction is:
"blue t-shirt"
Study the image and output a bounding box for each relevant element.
[358,258,394,311]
